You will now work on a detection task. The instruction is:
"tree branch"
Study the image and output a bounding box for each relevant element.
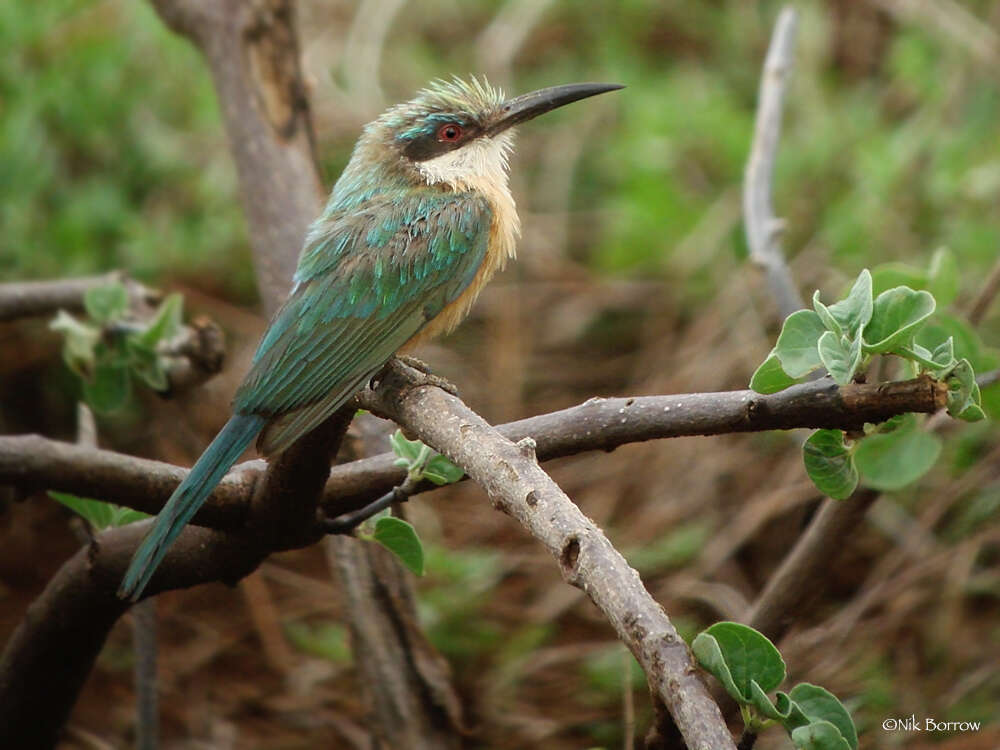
[359,360,739,750]
[0,375,948,524]
[744,5,803,319]
[0,272,153,322]
[150,0,324,315]
[0,271,226,394]
[0,406,353,747]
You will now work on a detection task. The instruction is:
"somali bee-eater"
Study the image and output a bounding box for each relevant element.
[118,77,622,600]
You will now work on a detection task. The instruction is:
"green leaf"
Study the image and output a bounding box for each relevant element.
[50,310,100,378]
[790,720,851,750]
[390,429,425,463]
[82,360,131,414]
[83,281,129,324]
[870,264,926,299]
[826,269,873,338]
[900,338,955,379]
[747,678,782,721]
[775,692,812,732]
[927,248,959,308]
[692,630,743,703]
[862,287,935,353]
[945,359,984,421]
[750,350,801,394]
[49,491,150,530]
[692,622,785,703]
[422,454,464,485]
[127,338,168,391]
[788,683,858,750]
[812,293,843,339]
[817,331,861,386]
[108,506,153,527]
[803,430,858,500]
[50,491,114,529]
[373,516,425,575]
[774,310,826,378]
[855,424,942,491]
[137,293,184,348]
[916,313,996,371]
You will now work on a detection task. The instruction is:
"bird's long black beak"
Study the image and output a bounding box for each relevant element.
[487,82,624,136]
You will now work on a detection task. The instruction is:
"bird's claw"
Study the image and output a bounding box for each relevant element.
[389,355,460,397]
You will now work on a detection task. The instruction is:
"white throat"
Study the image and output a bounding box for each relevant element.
[416,132,514,192]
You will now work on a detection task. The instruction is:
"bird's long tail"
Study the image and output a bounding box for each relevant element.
[118,413,266,601]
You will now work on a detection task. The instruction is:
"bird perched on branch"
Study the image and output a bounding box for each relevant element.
[119,76,623,600]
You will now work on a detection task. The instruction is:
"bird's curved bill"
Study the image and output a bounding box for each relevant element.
[488,82,624,135]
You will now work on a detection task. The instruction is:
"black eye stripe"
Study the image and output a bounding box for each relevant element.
[403,122,482,162]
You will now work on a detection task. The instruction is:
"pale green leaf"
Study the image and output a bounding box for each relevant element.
[373,516,425,575]
[803,430,858,500]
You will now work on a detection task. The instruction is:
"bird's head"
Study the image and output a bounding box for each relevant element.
[348,77,623,194]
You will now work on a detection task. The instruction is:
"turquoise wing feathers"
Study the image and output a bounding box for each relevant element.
[119,188,492,600]
[237,189,492,453]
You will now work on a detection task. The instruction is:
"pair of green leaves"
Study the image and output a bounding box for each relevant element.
[359,431,465,576]
[50,281,183,413]
[803,414,943,500]
[693,622,857,750]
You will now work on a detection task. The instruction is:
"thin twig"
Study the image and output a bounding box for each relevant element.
[744,6,803,320]
[966,255,1000,326]
[323,473,420,533]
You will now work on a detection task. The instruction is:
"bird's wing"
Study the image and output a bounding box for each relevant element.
[234,190,492,455]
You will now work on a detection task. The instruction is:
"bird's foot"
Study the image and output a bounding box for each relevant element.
[386,355,460,397]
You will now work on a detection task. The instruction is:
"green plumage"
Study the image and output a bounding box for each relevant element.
[239,189,491,454]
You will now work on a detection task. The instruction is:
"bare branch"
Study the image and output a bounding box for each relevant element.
[744,6,803,319]
[0,376,948,524]
[361,361,738,750]
[0,434,251,526]
[150,0,324,315]
[746,489,879,639]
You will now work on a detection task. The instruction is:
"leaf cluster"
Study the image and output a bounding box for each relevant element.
[693,622,857,750]
[750,264,988,499]
[49,281,184,413]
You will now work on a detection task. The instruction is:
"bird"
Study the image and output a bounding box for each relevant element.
[118,76,623,601]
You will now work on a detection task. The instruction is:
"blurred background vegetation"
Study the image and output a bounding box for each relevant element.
[1,1,998,748]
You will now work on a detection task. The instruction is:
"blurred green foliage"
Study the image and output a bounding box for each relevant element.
[0,0,253,299]
[4,0,1000,316]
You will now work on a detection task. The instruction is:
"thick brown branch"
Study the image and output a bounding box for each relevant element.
[359,361,738,750]
[0,434,250,526]
[151,0,323,315]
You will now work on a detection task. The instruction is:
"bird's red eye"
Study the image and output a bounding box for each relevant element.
[436,123,463,142]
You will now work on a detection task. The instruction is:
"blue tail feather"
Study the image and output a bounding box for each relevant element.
[118,413,266,601]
